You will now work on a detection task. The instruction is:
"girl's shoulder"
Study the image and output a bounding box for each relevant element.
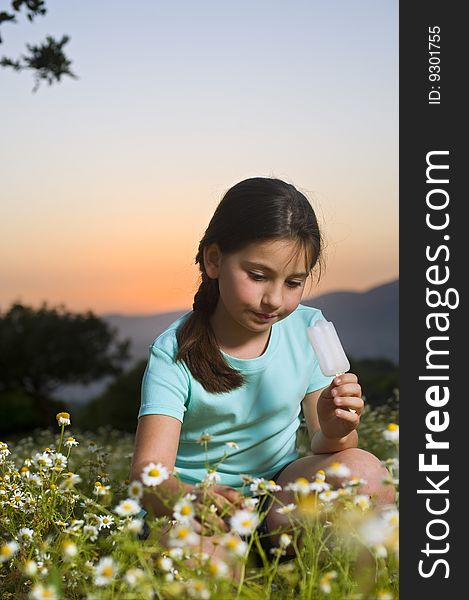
[149,311,191,357]
[285,303,327,330]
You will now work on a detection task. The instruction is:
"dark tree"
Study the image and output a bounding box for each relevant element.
[0,302,130,426]
[0,0,77,92]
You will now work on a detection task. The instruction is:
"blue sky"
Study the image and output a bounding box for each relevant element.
[0,1,398,313]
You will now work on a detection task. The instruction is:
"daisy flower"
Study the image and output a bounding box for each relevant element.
[250,478,282,495]
[342,476,368,488]
[93,482,110,496]
[354,494,371,511]
[114,498,141,517]
[64,437,79,448]
[284,477,311,495]
[124,567,145,587]
[168,524,200,548]
[33,452,52,470]
[61,539,78,558]
[220,533,248,557]
[197,432,212,444]
[83,525,99,541]
[168,547,184,560]
[310,470,331,492]
[173,495,196,523]
[319,570,337,594]
[383,423,399,442]
[51,452,68,471]
[30,583,58,600]
[0,540,19,563]
[0,441,11,460]
[229,509,259,536]
[20,466,30,478]
[207,558,229,578]
[225,441,239,450]
[98,514,114,529]
[243,497,260,510]
[23,560,38,576]
[325,462,351,478]
[201,470,221,486]
[94,556,118,586]
[187,579,210,599]
[128,480,144,499]
[56,412,71,426]
[17,527,34,543]
[155,555,173,571]
[276,503,297,514]
[127,519,144,535]
[62,472,82,488]
[318,490,340,502]
[141,462,170,487]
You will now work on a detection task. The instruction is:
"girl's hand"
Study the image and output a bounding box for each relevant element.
[317,373,364,439]
[192,485,244,535]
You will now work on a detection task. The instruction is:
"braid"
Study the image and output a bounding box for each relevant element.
[192,275,219,315]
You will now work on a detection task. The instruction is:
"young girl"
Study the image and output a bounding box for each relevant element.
[130,177,394,573]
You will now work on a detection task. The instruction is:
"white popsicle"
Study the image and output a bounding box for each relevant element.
[307,319,356,413]
[307,319,350,376]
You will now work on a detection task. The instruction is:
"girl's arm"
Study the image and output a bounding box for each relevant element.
[129,414,194,518]
[301,373,363,454]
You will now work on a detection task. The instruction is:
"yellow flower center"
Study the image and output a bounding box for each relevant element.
[388,423,398,431]
[177,527,189,539]
[241,519,252,528]
[295,477,310,486]
[102,565,114,577]
[181,505,192,516]
[226,537,238,550]
[43,591,54,599]
[1,546,12,556]
[148,468,160,477]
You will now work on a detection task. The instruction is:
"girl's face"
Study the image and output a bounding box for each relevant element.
[204,238,311,333]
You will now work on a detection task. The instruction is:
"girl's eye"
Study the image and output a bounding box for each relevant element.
[248,272,303,288]
[248,272,266,281]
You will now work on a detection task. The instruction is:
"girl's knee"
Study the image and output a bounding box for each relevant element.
[334,448,395,505]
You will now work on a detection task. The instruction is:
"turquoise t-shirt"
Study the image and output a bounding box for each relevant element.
[138,304,333,496]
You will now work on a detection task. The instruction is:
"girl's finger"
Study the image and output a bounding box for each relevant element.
[331,383,362,398]
[332,396,364,414]
[333,373,358,385]
[334,408,360,424]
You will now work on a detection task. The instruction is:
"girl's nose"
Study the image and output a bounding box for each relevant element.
[261,285,282,311]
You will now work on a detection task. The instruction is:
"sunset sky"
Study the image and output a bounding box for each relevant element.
[0,0,398,315]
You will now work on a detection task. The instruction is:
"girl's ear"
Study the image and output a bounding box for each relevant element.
[203,243,222,279]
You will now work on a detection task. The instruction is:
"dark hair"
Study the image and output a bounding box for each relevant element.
[176,177,324,393]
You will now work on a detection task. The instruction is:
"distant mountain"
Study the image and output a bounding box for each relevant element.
[58,279,398,405]
[105,279,398,364]
[302,279,398,363]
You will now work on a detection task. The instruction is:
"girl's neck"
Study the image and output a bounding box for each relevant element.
[209,302,271,359]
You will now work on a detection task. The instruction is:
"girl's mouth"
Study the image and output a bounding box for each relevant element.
[253,312,277,321]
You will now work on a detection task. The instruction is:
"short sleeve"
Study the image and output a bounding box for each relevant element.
[305,310,334,394]
[138,344,190,422]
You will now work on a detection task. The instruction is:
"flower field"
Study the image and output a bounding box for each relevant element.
[1,404,399,599]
